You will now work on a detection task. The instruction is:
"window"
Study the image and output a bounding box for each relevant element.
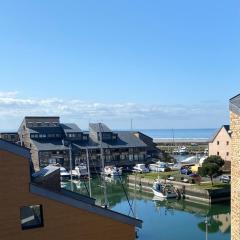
[226,152,229,156]
[53,122,59,126]
[20,205,43,230]
[134,154,139,161]
[112,134,117,140]
[226,141,229,146]
[217,141,220,145]
[83,135,88,141]
[217,152,219,156]
[49,158,56,164]
[45,122,50,126]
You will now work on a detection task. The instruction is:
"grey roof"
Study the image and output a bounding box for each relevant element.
[230,94,240,115]
[0,131,18,134]
[28,126,63,135]
[32,131,147,151]
[32,165,60,179]
[30,183,142,228]
[73,131,147,150]
[61,123,82,133]
[89,123,112,133]
[209,125,231,142]
[0,139,31,159]
[31,139,69,151]
[25,116,60,119]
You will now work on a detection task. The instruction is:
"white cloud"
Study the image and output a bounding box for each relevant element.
[0,91,228,129]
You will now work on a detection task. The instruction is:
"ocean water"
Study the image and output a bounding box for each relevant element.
[138,128,217,139]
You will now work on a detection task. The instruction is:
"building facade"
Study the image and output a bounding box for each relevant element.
[208,125,231,170]
[229,94,240,240]
[18,116,154,171]
[0,131,19,143]
[0,139,141,240]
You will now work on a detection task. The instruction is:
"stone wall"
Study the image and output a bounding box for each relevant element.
[230,111,240,240]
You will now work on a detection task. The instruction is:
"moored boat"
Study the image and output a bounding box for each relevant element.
[69,163,89,179]
[60,167,71,180]
[104,166,122,177]
[152,180,178,198]
[149,161,168,172]
[132,164,149,173]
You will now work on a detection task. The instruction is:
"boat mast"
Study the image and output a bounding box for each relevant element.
[172,128,175,154]
[99,123,108,208]
[86,147,91,197]
[69,143,73,191]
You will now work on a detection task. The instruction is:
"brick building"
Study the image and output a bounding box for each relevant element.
[229,94,240,240]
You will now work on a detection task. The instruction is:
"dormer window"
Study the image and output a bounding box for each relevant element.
[39,134,46,138]
[36,122,42,127]
[31,134,39,139]
[53,122,59,126]
[112,134,118,140]
[83,135,88,141]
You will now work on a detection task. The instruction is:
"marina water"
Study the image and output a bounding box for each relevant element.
[63,176,230,240]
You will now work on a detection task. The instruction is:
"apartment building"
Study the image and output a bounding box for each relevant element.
[18,116,155,171]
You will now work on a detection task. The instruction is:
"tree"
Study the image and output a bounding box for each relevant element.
[200,155,225,186]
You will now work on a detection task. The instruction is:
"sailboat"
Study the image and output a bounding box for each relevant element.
[99,123,108,208]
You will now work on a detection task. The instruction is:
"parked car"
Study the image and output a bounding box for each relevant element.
[180,167,192,175]
[220,175,231,183]
[189,173,201,184]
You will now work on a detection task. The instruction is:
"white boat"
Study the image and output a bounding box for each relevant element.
[167,163,181,171]
[76,163,89,178]
[181,156,199,165]
[173,146,188,155]
[104,166,122,176]
[132,164,149,173]
[179,146,188,155]
[152,180,178,198]
[60,167,70,180]
[69,164,89,179]
[149,161,168,172]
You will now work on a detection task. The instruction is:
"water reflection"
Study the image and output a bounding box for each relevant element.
[62,176,230,240]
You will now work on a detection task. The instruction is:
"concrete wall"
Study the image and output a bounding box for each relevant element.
[230,111,240,240]
[0,150,135,240]
[209,127,231,162]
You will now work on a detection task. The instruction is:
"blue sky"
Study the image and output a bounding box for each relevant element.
[0,0,239,130]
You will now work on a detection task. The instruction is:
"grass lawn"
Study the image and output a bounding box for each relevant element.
[133,171,180,180]
[130,172,230,191]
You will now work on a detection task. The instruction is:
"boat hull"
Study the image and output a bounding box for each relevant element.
[151,188,177,199]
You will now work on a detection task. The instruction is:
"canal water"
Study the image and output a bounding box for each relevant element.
[62,176,230,240]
